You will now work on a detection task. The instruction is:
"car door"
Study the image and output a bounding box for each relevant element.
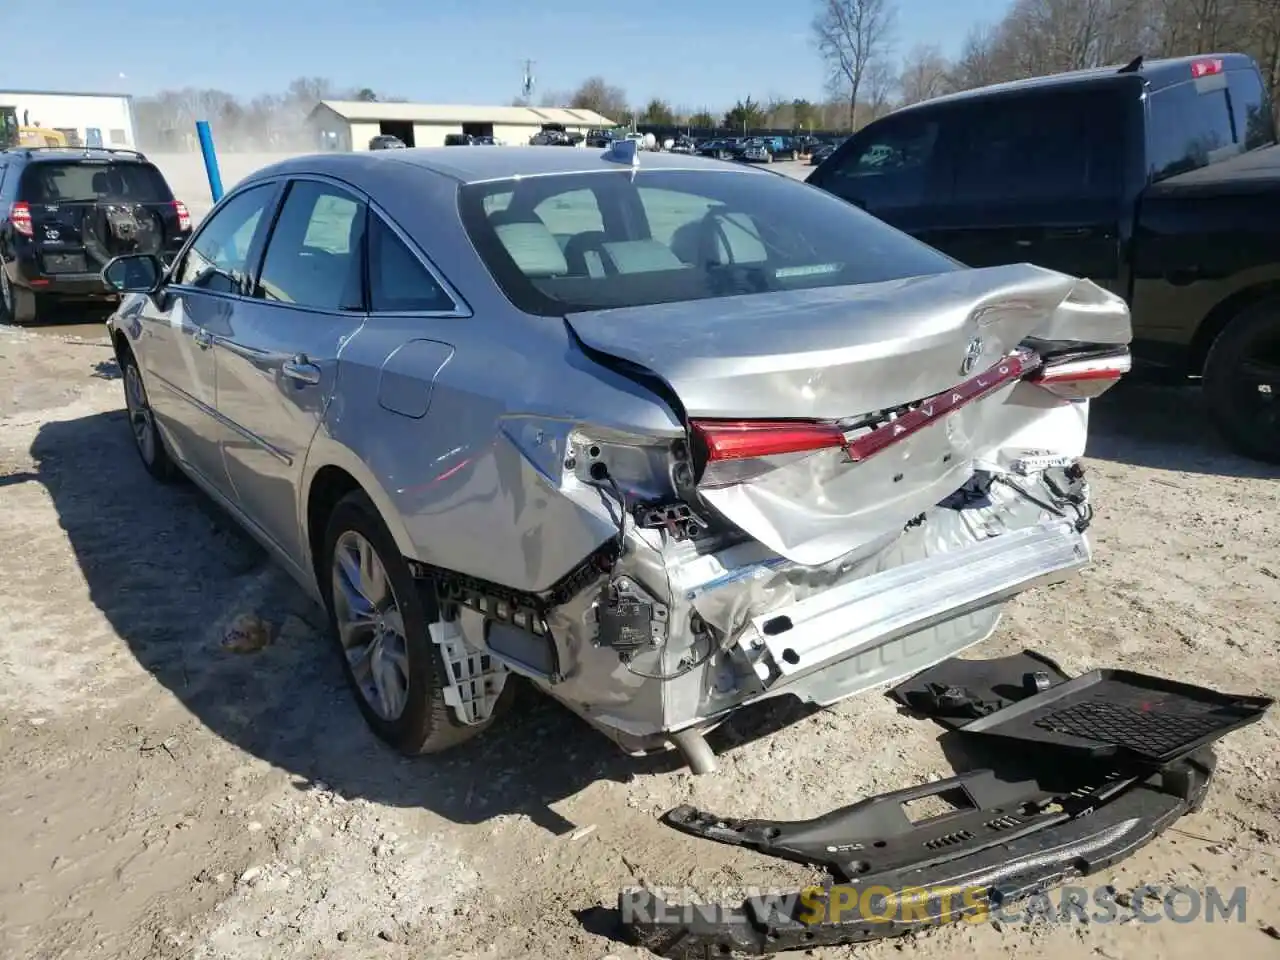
[135,181,280,495]
[214,177,369,564]
[806,109,958,250]
[931,87,1128,291]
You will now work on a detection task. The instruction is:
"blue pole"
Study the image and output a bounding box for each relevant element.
[196,120,224,203]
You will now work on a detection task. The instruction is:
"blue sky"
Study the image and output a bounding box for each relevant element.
[9,0,1004,109]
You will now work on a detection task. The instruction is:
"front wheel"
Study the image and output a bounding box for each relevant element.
[120,347,180,481]
[320,491,512,755]
[1202,301,1280,463]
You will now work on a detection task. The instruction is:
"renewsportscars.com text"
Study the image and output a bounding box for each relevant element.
[622,884,1248,927]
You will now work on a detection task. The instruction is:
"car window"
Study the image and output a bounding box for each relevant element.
[20,161,172,204]
[1147,78,1238,180]
[175,183,276,295]
[818,115,942,208]
[533,188,604,237]
[459,168,958,316]
[256,180,366,311]
[1227,67,1276,152]
[952,89,1123,202]
[368,216,455,313]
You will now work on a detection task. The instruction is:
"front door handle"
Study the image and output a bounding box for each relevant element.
[193,328,214,348]
[281,355,321,385]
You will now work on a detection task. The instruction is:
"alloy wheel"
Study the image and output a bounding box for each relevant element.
[331,530,411,721]
[124,362,157,465]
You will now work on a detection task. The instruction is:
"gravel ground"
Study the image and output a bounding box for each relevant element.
[1,155,1278,960]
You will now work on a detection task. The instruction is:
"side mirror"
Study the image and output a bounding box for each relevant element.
[102,254,163,294]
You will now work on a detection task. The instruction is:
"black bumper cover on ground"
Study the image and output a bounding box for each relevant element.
[616,653,1269,959]
[621,754,1213,959]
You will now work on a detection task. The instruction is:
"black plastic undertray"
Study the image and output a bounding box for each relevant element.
[958,668,1272,766]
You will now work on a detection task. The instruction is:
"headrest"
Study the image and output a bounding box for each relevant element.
[494,220,567,277]
[601,239,686,275]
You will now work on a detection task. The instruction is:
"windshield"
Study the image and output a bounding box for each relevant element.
[21,161,172,204]
[459,168,958,316]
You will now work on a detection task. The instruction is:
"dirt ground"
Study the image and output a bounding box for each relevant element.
[1,158,1279,960]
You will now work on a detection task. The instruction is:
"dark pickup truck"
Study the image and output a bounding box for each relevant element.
[807,52,1280,462]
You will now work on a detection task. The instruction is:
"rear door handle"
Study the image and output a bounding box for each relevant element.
[193,328,214,348]
[281,355,321,385]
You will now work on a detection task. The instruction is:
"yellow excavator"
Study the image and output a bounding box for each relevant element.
[1,107,69,149]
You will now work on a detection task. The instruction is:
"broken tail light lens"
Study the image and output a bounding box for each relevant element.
[1028,349,1131,400]
[173,200,191,232]
[1191,58,1224,78]
[10,202,32,237]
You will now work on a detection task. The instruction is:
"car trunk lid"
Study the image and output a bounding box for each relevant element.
[565,262,1131,565]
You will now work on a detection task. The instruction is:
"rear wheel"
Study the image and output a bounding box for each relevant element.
[0,269,39,325]
[320,491,511,755]
[1202,301,1280,464]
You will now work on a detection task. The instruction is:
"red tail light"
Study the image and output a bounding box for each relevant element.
[692,419,846,488]
[10,202,32,237]
[1191,58,1223,78]
[1028,350,1131,400]
[694,420,846,462]
[173,200,191,232]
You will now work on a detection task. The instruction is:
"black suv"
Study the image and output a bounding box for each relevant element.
[0,147,192,324]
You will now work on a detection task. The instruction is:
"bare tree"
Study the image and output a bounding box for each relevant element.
[813,0,898,129]
[568,77,629,124]
[899,43,951,105]
[864,59,899,121]
[948,23,1007,90]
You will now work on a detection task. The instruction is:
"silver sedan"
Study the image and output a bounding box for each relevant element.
[103,144,1132,773]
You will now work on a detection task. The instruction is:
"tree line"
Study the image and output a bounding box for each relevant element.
[134,0,1280,149]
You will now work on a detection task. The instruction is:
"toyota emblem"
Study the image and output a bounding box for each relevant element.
[961,337,984,376]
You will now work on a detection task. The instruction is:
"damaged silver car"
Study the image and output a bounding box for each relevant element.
[102,143,1131,772]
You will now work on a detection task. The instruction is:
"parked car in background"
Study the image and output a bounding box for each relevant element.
[793,134,823,157]
[101,144,1130,773]
[585,129,617,148]
[809,138,846,165]
[369,135,407,150]
[807,52,1280,462]
[669,136,697,154]
[740,136,799,163]
[0,146,191,324]
[696,138,733,159]
[529,129,572,146]
[739,138,774,163]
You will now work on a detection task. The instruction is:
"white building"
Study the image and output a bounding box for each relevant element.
[0,89,137,149]
[307,100,615,150]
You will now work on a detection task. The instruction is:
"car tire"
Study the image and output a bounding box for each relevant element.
[120,346,181,482]
[1202,300,1280,464]
[320,490,511,756]
[0,269,39,325]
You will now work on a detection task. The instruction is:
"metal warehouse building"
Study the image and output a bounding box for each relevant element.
[0,89,137,148]
[307,100,616,150]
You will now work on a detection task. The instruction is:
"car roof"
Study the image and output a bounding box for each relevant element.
[895,51,1256,115]
[1,147,152,165]
[248,145,766,186]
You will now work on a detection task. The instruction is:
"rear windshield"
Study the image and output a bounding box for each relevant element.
[20,161,172,204]
[1147,67,1278,180]
[458,168,957,316]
